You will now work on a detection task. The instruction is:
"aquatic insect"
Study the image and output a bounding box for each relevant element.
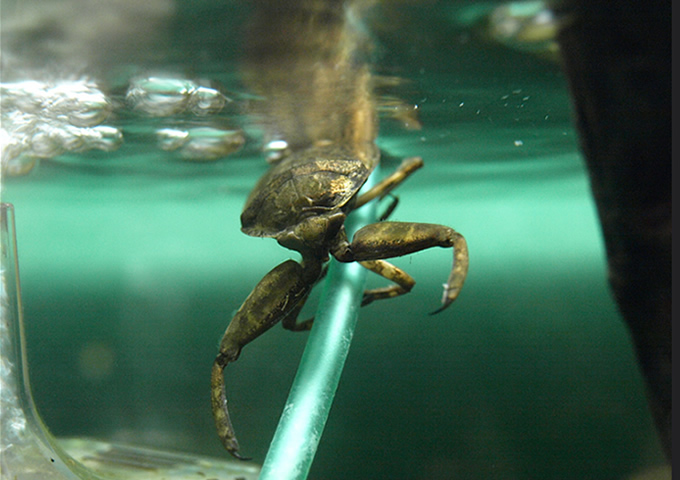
[211,142,469,459]
[210,0,468,460]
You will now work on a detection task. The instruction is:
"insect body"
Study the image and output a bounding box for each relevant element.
[211,0,469,459]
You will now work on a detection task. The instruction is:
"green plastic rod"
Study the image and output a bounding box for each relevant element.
[258,170,379,480]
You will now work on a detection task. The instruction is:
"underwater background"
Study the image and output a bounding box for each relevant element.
[1,1,668,479]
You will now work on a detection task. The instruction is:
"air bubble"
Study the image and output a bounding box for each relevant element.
[188,86,230,115]
[78,126,124,152]
[156,126,244,161]
[126,76,196,116]
[157,128,190,151]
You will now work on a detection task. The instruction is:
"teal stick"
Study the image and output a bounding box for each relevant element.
[258,170,378,480]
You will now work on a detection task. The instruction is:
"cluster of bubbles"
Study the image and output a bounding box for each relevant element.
[1,75,246,177]
[1,79,123,176]
[126,76,229,117]
[126,76,245,161]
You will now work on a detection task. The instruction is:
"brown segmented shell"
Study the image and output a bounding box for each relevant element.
[241,143,378,238]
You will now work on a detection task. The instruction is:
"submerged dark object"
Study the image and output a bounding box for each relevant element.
[555,0,671,461]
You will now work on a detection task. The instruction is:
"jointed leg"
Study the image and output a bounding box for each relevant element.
[280,258,415,330]
[377,194,399,221]
[211,259,318,459]
[354,156,423,209]
[359,259,416,306]
[281,294,314,331]
[332,221,469,312]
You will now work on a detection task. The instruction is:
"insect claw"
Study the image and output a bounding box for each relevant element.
[230,450,252,461]
[429,301,452,316]
[429,282,457,315]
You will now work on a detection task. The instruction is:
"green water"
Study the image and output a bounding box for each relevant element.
[1,1,666,479]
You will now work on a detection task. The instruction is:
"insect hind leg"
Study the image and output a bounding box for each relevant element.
[359,259,415,306]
